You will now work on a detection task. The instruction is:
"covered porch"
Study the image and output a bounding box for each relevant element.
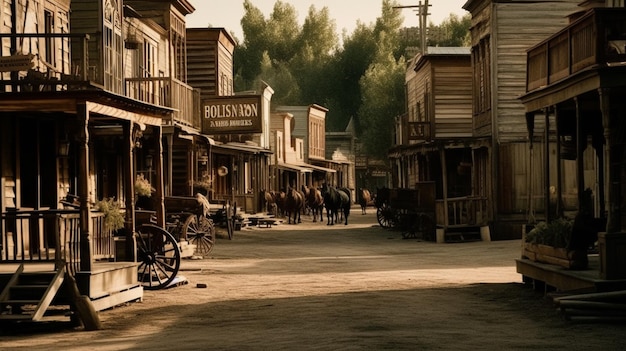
[1,89,172,317]
[519,7,626,290]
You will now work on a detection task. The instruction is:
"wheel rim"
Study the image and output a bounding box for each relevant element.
[184,215,215,255]
[376,204,394,228]
[136,224,181,290]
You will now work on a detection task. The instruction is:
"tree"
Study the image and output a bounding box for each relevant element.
[429,13,471,47]
[358,38,406,159]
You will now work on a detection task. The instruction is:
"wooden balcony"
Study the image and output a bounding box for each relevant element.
[0,33,92,92]
[526,8,626,92]
[125,76,201,129]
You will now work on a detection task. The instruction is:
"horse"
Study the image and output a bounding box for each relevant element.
[321,184,351,225]
[260,189,278,216]
[302,185,324,222]
[271,190,286,218]
[359,188,371,215]
[284,186,304,224]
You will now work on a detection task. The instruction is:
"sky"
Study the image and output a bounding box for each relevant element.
[186,0,468,41]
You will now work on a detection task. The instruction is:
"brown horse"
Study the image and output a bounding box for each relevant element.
[284,186,304,224]
[260,189,277,215]
[359,188,371,215]
[302,185,324,222]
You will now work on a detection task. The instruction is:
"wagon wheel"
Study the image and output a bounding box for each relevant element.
[402,213,436,240]
[136,224,181,290]
[182,215,216,255]
[376,203,395,228]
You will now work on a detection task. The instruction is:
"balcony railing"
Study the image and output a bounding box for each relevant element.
[125,76,200,129]
[0,33,92,92]
[526,8,626,92]
[435,196,489,227]
[1,209,114,275]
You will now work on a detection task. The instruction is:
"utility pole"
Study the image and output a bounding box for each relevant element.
[393,0,431,55]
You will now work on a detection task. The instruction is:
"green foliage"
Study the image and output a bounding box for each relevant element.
[430,13,471,47]
[358,51,406,158]
[96,198,125,235]
[235,0,470,155]
[525,218,573,248]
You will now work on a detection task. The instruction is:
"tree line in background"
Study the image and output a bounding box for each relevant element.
[231,0,470,158]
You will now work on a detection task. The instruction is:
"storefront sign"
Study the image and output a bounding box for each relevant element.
[202,96,263,134]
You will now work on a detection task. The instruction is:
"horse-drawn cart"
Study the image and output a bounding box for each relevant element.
[375,182,436,240]
[134,195,232,290]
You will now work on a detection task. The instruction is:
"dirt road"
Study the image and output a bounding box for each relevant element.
[1,208,623,350]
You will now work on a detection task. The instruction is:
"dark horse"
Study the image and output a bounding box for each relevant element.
[321,184,351,225]
[284,186,304,224]
[302,185,324,222]
[359,188,372,215]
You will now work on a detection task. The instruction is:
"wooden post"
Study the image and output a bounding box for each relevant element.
[154,126,165,228]
[544,108,551,223]
[440,147,448,229]
[124,122,136,261]
[554,106,563,218]
[599,88,618,232]
[526,112,535,223]
[574,97,585,208]
[77,103,92,272]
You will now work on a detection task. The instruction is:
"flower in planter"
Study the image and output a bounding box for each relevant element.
[525,218,573,248]
[135,174,154,197]
[96,197,125,235]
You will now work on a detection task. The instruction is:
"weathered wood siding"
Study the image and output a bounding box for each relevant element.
[498,141,597,214]
[433,58,472,138]
[187,28,235,99]
[493,1,581,142]
[70,0,104,82]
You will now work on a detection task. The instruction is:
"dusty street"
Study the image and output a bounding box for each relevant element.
[1,208,623,350]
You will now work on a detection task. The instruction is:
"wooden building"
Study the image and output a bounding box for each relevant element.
[463,0,583,239]
[275,105,342,190]
[389,47,490,241]
[518,4,626,289]
[0,0,193,319]
[187,28,273,214]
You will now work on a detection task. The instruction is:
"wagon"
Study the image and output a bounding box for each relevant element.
[375,182,436,240]
[134,195,233,290]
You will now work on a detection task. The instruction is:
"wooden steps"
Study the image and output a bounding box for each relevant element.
[0,264,68,322]
[436,225,490,243]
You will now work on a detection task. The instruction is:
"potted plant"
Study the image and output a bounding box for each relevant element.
[191,176,213,197]
[95,197,125,236]
[522,218,587,269]
[135,174,154,198]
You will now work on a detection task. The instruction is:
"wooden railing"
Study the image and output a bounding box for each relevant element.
[526,8,626,92]
[1,209,114,275]
[435,196,489,227]
[0,33,92,92]
[125,76,200,129]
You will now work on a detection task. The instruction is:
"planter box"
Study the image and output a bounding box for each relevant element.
[522,242,587,269]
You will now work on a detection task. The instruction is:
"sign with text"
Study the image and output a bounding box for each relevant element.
[202,96,263,134]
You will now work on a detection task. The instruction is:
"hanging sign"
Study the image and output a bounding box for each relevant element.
[202,95,263,134]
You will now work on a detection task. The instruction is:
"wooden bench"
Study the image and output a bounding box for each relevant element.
[257,219,276,228]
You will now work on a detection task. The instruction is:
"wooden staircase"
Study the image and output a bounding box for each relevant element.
[0,264,68,321]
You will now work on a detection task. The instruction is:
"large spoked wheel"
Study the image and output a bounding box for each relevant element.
[401,213,436,240]
[182,215,216,255]
[136,224,181,290]
[376,203,395,228]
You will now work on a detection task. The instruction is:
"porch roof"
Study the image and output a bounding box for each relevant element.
[302,163,336,173]
[213,142,272,155]
[273,163,313,173]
